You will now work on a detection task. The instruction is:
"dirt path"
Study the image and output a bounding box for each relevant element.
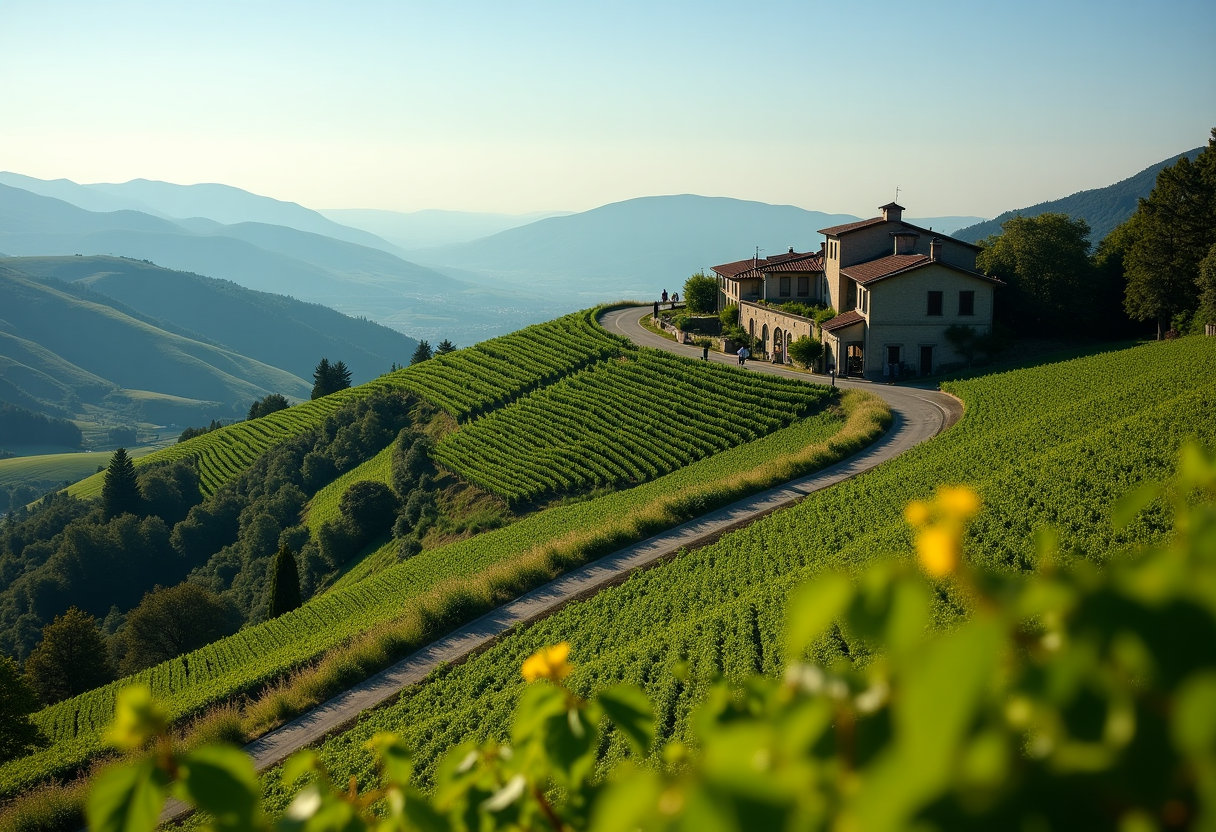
[158,305,961,823]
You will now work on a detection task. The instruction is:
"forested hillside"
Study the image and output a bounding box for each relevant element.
[955,146,1203,243]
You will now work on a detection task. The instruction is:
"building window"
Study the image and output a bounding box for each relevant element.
[861,288,868,314]
[927,291,943,316]
[959,290,975,316]
[797,276,809,296]
[779,276,791,297]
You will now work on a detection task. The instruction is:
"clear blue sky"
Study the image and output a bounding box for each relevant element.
[1,0,1212,218]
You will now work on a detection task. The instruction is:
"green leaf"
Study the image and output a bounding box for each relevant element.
[282,750,320,786]
[87,757,171,832]
[511,683,566,747]
[366,733,413,785]
[596,684,655,757]
[175,745,262,832]
[1172,671,1216,756]
[588,770,662,832]
[1112,483,1162,529]
[885,576,931,659]
[784,574,853,662]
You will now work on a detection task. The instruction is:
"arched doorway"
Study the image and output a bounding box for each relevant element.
[773,328,785,364]
[748,318,755,342]
[761,324,769,358]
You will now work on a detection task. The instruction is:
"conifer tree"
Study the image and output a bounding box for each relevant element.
[436,339,457,354]
[266,544,301,620]
[101,447,142,521]
[0,656,43,762]
[23,608,115,705]
[410,341,433,365]
[311,358,333,400]
[331,361,352,392]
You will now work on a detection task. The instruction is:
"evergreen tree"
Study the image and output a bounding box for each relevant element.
[266,544,302,620]
[0,656,44,763]
[436,339,457,354]
[101,447,142,521]
[1198,243,1216,326]
[311,358,333,400]
[248,393,289,421]
[1123,131,1216,337]
[23,608,115,705]
[332,361,352,392]
[410,341,433,365]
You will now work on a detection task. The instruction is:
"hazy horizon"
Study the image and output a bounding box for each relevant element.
[2,0,1212,219]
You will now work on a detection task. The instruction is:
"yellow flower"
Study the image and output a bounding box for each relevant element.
[936,485,981,520]
[916,526,961,577]
[521,642,573,683]
[903,500,932,527]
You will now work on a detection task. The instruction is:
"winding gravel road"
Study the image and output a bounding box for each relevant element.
[157,304,961,823]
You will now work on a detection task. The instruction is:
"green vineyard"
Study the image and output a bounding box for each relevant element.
[0,310,857,799]
[67,309,626,499]
[251,336,1216,801]
[433,350,835,503]
[395,308,628,420]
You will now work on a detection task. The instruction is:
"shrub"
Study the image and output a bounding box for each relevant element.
[720,303,739,328]
[683,272,718,313]
[788,335,824,368]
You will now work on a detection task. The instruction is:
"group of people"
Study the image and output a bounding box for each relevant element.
[660,289,680,305]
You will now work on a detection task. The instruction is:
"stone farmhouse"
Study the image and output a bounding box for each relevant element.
[711,202,1000,379]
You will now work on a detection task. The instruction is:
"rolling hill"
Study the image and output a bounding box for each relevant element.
[319,207,573,249]
[0,183,559,344]
[0,266,311,416]
[953,146,1205,244]
[5,255,418,386]
[0,172,406,255]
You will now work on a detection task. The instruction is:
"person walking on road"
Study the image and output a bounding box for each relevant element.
[661,289,669,303]
[737,345,750,366]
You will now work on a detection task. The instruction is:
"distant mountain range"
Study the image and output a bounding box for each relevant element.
[406,194,981,301]
[953,147,1204,244]
[0,183,558,344]
[0,255,419,424]
[320,208,572,249]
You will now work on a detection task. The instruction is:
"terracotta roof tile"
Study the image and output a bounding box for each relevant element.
[841,254,930,284]
[712,251,823,280]
[820,310,866,332]
[711,258,759,279]
[818,217,886,236]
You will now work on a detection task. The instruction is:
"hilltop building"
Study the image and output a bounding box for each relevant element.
[711,202,999,378]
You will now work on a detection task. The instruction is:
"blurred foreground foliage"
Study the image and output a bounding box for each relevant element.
[87,445,1216,832]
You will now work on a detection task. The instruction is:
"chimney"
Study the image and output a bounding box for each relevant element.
[788,246,794,254]
[930,238,943,261]
[880,201,904,222]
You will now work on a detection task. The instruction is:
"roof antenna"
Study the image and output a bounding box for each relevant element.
[895,185,901,203]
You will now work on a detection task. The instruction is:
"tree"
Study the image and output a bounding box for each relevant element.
[117,583,236,675]
[311,359,353,399]
[436,339,457,355]
[720,303,739,328]
[331,361,352,392]
[976,212,1097,335]
[23,607,114,704]
[1198,242,1216,326]
[1123,132,1216,337]
[102,447,142,521]
[0,656,44,762]
[787,336,823,369]
[410,341,433,365]
[683,272,718,314]
[311,358,333,400]
[340,480,399,531]
[247,393,289,421]
[944,324,979,368]
[266,544,301,620]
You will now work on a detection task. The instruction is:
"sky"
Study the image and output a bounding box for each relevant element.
[1,0,1213,219]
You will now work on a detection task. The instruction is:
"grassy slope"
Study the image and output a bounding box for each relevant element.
[304,444,396,534]
[0,386,882,799]
[0,448,157,490]
[248,336,1216,808]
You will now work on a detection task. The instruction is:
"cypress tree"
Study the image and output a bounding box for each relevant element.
[410,341,433,365]
[101,447,142,521]
[266,544,301,620]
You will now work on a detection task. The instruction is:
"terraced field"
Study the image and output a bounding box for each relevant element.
[66,310,627,499]
[435,351,834,504]
[251,336,1216,801]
